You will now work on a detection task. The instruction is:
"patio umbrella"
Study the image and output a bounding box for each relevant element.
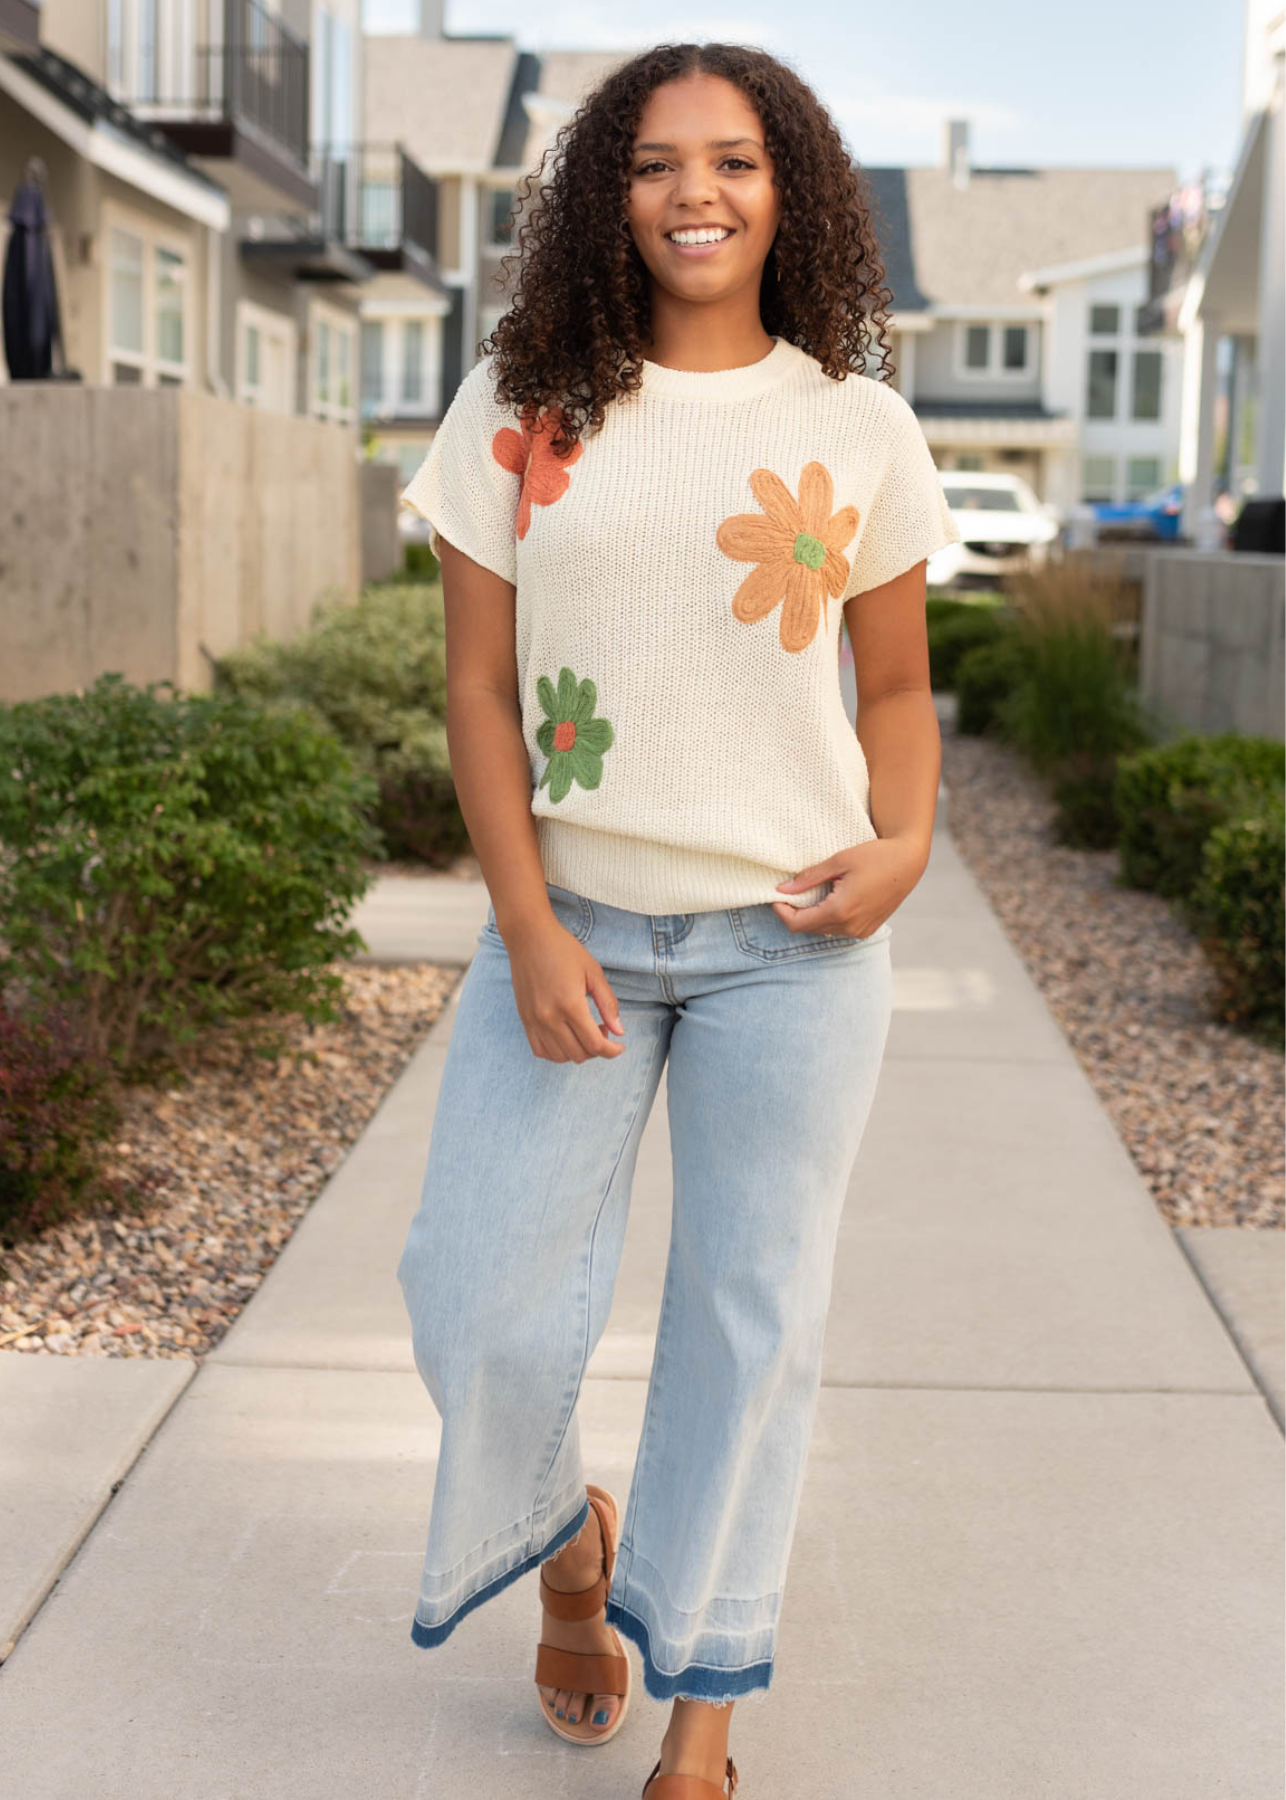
[3,157,63,381]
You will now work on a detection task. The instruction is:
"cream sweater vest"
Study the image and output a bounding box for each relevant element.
[402,335,961,913]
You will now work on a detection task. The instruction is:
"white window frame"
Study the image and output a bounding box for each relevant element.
[309,298,358,425]
[103,202,191,389]
[236,299,298,413]
[359,304,442,420]
[952,320,1034,381]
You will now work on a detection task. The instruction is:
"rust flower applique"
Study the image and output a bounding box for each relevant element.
[715,463,859,653]
[491,405,583,539]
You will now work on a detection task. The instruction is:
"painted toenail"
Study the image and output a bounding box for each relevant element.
[556,1709,564,1718]
[593,1710,610,1725]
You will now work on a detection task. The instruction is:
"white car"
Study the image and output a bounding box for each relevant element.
[927,471,1062,587]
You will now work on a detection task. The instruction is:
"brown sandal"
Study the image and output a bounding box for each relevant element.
[642,1753,739,1797]
[534,1484,631,1746]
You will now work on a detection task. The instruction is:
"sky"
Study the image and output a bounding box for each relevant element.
[361,0,1248,188]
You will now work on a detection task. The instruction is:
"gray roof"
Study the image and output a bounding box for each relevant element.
[364,35,518,171]
[866,164,1176,310]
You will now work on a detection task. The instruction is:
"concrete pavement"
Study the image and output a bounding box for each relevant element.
[0,820,1281,1797]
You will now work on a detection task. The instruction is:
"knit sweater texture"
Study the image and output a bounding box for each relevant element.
[402,334,962,913]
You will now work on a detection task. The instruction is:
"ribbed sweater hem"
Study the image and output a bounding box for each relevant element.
[535,816,838,914]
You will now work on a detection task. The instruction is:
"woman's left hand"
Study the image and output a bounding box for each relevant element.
[772,834,930,938]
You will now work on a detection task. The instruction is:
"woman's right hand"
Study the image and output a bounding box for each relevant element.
[502,917,627,1062]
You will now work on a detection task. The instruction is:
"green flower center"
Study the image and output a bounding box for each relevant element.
[553,719,577,752]
[793,531,826,571]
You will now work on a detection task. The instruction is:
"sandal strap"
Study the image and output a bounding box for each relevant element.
[539,1566,609,1620]
[534,1642,629,1697]
[539,1485,618,1620]
[641,1756,738,1798]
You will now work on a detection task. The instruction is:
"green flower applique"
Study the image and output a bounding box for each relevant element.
[535,666,615,803]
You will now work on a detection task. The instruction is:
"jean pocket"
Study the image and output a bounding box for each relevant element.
[482,881,594,945]
[728,903,891,963]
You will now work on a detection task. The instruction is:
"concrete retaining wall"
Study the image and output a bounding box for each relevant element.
[1140,549,1285,742]
[360,461,402,588]
[0,387,361,702]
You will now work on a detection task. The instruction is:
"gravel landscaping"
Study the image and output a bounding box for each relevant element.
[0,958,458,1357]
[940,720,1283,1231]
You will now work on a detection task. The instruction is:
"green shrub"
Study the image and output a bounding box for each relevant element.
[955,635,1034,737]
[1185,796,1285,1043]
[0,1000,125,1244]
[403,541,440,582]
[926,605,1014,690]
[0,674,379,1079]
[216,581,468,864]
[1115,734,1286,898]
[993,559,1154,846]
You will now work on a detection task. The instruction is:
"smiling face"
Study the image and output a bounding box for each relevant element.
[625,72,781,307]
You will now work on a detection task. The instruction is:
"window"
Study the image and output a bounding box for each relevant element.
[107,0,124,90]
[1002,325,1028,371]
[154,247,184,371]
[361,320,384,416]
[940,483,1022,513]
[1087,349,1117,419]
[1126,456,1161,499]
[488,187,515,246]
[107,216,189,387]
[109,227,144,369]
[1131,350,1162,421]
[237,301,297,412]
[958,321,1032,377]
[310,301,357,424]
[401,320,423,404]
[1089,304,1120,335]
[336,329,351,411]
[136,0,157,100]
[1082,455,1116,501]
[359,181,397,248]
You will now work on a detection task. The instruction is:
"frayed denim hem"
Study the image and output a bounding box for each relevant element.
[409,1495,591,1649]
[605,1597,775,1703]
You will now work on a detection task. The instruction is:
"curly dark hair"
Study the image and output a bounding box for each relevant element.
[482,41,897,455]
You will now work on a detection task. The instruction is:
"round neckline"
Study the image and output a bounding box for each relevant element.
[636,334,807,399]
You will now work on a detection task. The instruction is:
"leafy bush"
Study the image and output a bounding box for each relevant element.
[1115,734,1286,898]
[1185,797,1285,1044]
[216,582,469,864]
[0,1000,126,1244]
[403,542,440,582]
[926,603,1014,690]
[954,635,1034,737]
[0,674,379,1079]
[991,560,1153,845]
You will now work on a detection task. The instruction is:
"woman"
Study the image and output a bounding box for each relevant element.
[397,40,960,1800]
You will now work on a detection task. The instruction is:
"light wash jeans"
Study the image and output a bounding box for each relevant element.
[397,880,894,1703]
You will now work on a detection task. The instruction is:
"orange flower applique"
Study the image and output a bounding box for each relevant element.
[491,405,583,539]
[715,462,859,653]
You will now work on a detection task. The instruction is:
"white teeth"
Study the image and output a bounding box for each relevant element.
[667,227,732,245]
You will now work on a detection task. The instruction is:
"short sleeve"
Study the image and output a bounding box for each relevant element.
[401,356,520,585]
[843,388,962,599]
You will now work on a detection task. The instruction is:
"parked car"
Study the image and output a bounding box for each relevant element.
[927,471,1061,587]
[1091,482,1185,541]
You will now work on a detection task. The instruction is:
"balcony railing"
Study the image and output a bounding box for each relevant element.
[129,0,310,175]
[315,143,439,265]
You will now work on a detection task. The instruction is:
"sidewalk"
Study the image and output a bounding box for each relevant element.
[0,811,1281,1797]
